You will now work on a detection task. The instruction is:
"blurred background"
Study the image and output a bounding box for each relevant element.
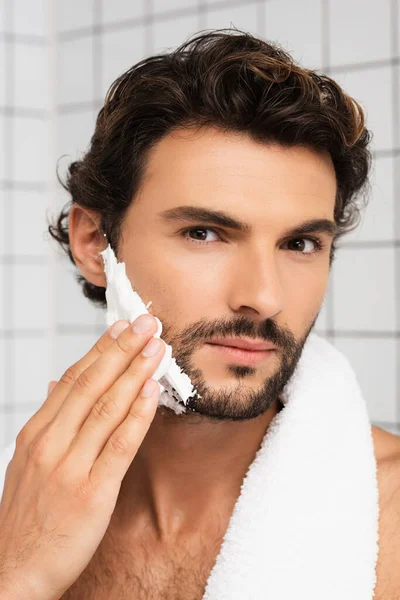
[0,0,399,447]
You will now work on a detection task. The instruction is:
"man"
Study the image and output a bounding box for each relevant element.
[2,29,400,599]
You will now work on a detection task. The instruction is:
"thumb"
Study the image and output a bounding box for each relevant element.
[47,380,57,395]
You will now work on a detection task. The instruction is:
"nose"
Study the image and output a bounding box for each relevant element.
[228,246,284,319]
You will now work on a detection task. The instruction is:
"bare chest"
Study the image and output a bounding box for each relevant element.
[372,457,400,599]
[62,441,400,600]
[60,530,222,600]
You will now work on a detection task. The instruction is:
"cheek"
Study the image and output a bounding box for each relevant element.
[125,258,221,325]
[283,270,327,320]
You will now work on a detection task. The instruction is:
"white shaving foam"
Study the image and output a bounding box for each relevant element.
[100,244,200,414]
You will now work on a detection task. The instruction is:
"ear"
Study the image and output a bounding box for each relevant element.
[68,204,108,288]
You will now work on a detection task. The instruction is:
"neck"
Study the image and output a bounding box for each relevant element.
[113,398,283,543]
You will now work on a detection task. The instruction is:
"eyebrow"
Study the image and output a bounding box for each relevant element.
[158,205,338,239]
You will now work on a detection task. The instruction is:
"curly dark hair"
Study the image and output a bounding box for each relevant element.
[48,28,373,309]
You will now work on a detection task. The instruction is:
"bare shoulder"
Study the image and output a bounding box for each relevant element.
[371,424,400,464]
[371,425,400,599]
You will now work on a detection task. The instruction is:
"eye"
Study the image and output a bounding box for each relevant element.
[181,227,222,244]
[180,227,326,257]
[283,236,324,257]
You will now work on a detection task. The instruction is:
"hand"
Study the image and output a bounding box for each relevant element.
[0,315,165,600]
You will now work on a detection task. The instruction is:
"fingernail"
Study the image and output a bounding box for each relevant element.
[141,337,162,357]
[141,379,157,398]
[132,314,155,334]
[110,320,130,339]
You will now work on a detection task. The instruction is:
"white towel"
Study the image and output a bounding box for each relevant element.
[0,332,379,599]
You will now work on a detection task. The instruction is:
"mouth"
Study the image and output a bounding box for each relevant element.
[205,342,275,366]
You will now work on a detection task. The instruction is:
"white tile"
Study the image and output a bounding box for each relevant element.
[101,0,146,24]
[265,0,323,70]
[0,416,7,451]
[332,65,393,153]
[57,109,97,180]
[0,191,5,256]
[396,69,400,149]
[0,339,5,409]
[377,423,400,436]
[15,44,49,110]
[57,109,97,156]
[101,26,146,100]
[53,331,102,381]
[0,265,5,331]
[53,180,72,216]
[397,248,400,331]
[55,257,101,327]
[57,37,93,105]
[0,40,6,106]
[0,1,5,32]
[13,117,49,182]
[345,156,395,243]
[56,0,94,33]
[14,336,50,407]
[13,190,50,256]
[0,116,5,179]
[313,292,331,334]
[13,0,47,36]
[330,0,391,67]
[333,336,397,424]
[153,0,199,13]
[8,408,40,447]
[332,246,396,332]
[153,13,200,53]
[205,3,259,36]
[13,264,50,329]
[2,415,16,449]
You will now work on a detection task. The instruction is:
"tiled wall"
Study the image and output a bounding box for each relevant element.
[1,0,399,448]
[0,0,53,446]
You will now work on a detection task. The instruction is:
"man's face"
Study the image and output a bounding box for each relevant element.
[118,127,337,421]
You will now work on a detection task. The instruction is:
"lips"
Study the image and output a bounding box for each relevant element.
[207,338,276,351]
[206,342,275,366]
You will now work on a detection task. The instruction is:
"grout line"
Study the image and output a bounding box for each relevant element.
[391,0,400,417]
[256,0,265,39]
[322,330,400,339]
[321,0,330,73]
[324,0,335,347]
[0,256,48,265]
[144,0,154,56]
[0,16,6,444]
[48,0,57,390]
[0,329,48,339]
[93,0,102,102]
[3,0,16,445]
[2,32,48,45]
[0,107,48,118]
[198,0,207,31]
[0,181,48,191]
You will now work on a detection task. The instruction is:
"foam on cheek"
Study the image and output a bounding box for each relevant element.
[100,243,200,415]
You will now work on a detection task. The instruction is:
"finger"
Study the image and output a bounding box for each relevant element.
[66,338,165,472]
[19,321,130,446]
[47,381,57,395]
[3,322,131,503]
[89,378,160,490]
[46,315,160,460]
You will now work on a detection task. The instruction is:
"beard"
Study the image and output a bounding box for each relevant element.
[158,312,319,422]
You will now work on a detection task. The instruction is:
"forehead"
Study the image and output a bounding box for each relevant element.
[138,126,337,220]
